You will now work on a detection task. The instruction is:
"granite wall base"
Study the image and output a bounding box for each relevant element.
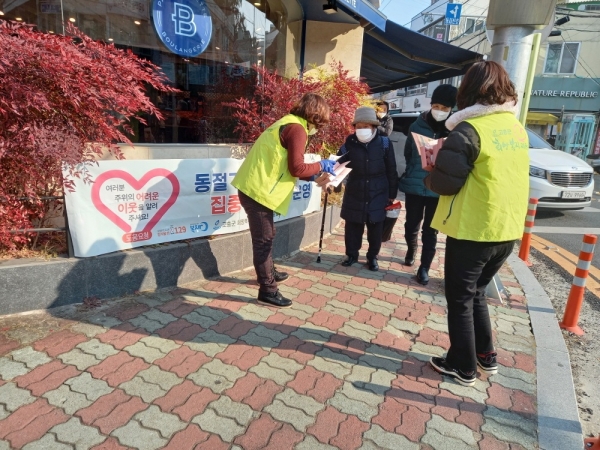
[0,206,341,316]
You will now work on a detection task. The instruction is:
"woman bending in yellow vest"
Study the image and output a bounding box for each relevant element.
[232,93,334,308]
[424,62,529,386]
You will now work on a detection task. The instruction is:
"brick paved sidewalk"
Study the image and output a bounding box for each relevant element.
[0,219,538,450]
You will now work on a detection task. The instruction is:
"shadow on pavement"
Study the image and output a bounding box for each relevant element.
[0,228,541,449]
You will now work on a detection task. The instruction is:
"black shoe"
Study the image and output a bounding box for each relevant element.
[430,357,476,387]
[341,256,357,267]
[477,352,498,374]
[416,266,429,285]
[404,247,415,266]
[273,268,289,282]
[367,259,379,271]
[257,290,292,308]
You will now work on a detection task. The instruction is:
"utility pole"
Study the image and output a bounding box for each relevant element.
[486,0,557,119]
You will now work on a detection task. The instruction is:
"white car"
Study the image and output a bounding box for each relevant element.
[585,153,600,174]
[527,129,594,210]
[390,114,594,209]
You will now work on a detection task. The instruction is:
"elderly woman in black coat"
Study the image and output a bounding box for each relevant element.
[337,107,398,271]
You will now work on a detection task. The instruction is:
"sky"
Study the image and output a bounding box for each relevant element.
[380,0,432,28]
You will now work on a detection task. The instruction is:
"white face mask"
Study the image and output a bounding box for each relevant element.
[356,128,374,143]
[307,126,318,136]
[377,112,387,119]
[431,109,450,122]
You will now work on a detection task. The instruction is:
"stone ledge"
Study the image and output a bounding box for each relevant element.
[506,253,583,450]
[0,206,341,316]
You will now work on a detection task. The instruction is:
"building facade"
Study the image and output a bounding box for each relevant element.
[373,0,489,114]
[530,1,600,156]
[0,0,380,144]
[384,0,600,158]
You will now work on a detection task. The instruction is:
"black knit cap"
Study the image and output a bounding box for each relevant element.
[431,84,458,108]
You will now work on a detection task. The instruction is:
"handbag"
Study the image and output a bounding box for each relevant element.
[382,201,402,242]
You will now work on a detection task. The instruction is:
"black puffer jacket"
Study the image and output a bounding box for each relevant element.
[424,122,481,195]
[337,134,398,223]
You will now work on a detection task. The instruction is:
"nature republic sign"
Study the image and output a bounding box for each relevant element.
[531,90,599,99]
[152,0,212,57]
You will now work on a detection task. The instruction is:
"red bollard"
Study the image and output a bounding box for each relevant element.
[560,234,598,336]
[518,198,538,266]
[585,437,600,449]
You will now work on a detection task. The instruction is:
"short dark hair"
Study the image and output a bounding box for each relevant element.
[377,101,389,111]
[457,61,518,110]
[290,93,330,128]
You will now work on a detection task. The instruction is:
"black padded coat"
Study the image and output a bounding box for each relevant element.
[337,134,398,224]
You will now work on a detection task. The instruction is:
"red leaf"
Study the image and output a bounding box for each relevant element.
[0,20,176,253]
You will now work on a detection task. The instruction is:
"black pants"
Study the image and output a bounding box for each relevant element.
[345,220,384,261]
[444,237,515,373]
[238,191,277,294]
[404,193,439,269]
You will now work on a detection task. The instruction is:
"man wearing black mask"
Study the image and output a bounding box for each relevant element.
[398,84,458,285]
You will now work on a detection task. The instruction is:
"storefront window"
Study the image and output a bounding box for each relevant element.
[2,0,298,143]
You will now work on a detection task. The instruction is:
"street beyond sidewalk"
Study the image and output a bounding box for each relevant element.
[0,219,538,450]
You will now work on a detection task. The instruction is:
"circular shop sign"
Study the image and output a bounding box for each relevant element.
[152,0,212,57]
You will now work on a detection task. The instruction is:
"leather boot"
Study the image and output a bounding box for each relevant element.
[404,247,416,266]
[273,268,289,282]
[416,266,429,285]
[367,258,379,271]
[342,256,358,267]
[257,290,292,308]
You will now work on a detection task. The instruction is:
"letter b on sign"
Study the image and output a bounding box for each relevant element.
[172,3,196,36]
[153,0,212,57]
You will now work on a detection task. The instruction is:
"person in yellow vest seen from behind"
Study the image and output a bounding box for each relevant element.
[232,93,334,308]
[424,61,529,386]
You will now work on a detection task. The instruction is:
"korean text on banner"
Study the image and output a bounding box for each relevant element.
[63,159,321,257]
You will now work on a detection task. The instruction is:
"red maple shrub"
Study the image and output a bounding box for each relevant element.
[0,21,176,254]
[227,62,371,157]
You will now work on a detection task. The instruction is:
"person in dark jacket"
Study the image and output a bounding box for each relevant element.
[376,101,393,137]
[424,62,529,387]
[398,84,457,286]
[338,107,398,271]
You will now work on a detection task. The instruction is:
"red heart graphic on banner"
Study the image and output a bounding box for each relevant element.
[91,169,180,234]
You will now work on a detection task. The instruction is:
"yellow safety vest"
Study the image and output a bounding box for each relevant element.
[431,112,530,241]
[232,114,308,215]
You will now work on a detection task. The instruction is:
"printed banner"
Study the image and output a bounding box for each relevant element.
[64,159,321,257]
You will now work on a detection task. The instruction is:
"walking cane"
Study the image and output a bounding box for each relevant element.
[316,191,329,263]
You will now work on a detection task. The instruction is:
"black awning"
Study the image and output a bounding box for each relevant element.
[336,0,386,31]
[362,20,483,93]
